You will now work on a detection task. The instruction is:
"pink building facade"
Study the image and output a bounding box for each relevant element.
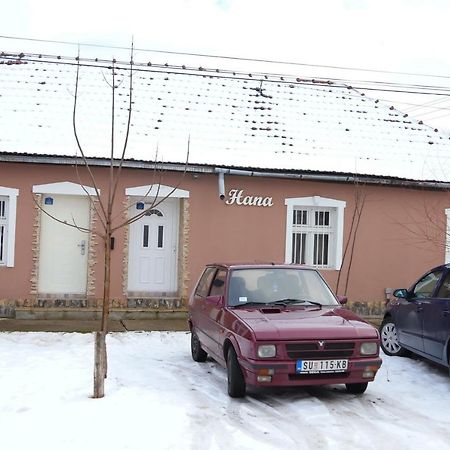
[1,157,449,317]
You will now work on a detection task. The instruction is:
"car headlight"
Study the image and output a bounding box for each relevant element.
[360,342,378,356]
[258,345,276,358]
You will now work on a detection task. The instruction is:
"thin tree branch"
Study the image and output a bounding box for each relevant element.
[110,148,164,222]
[72,55,108,222]
[110,42,134,208]
[336,192,358,293]
[73,157,107,232]
[32,194,103,236]
[112,137,190,232]
[108,60,116,210]
[344,191,366,295]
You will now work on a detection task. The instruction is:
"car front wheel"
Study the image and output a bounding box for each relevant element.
[380,319,407,356]
[191,330,207,362]
[345,382,368,394]
[227,347,246,398]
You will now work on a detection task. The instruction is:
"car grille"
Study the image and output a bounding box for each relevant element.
[285,341,355,359]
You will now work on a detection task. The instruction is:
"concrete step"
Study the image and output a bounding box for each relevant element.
[0,317,189,332]
[14,307,189,321]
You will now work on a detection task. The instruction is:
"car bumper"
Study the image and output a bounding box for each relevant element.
[239,357,382,387]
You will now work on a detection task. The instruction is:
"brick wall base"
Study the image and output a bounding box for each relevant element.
[0,298,386,319]
[347,300,386,317]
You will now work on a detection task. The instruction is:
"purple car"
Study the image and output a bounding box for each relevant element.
[380,264,450,375]
[188,263,382,397]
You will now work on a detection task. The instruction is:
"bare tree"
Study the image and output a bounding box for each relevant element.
[336,181,367,297]
[35,46,189,398]
[393,196,448,252]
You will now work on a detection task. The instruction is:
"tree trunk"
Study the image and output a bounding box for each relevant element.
[93,234,111,398]
[93,331,106,398]
[101,233,112,333]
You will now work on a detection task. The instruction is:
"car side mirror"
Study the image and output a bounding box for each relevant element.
[393,288,408,299]
[337,295,348,305]
[206,295,224,307]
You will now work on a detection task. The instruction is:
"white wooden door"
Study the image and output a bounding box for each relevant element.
[38,194,90,294]
[128,198,179,293]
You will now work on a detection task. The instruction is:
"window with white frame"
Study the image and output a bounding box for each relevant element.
[0,187,19,268]
[285,196,346,270]
[445,209,450,264]
[0,196,8,265]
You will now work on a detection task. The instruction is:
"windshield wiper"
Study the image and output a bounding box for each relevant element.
[232,301,267,308]
[266,298,323,308]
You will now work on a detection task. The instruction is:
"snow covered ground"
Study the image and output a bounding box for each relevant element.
[0,331,449,450]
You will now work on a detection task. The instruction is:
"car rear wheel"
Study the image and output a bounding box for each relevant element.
[380,319,408,356]
[191,330,207,362]
[227,347,246,398]
[345,382,368,394]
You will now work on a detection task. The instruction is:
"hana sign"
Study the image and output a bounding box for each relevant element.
[225,189,273,207]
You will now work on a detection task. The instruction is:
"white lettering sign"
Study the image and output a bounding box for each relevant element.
[225,189,273,207]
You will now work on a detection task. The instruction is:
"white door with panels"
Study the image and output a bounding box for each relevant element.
[128,198,179,293]
[38,194,90,294]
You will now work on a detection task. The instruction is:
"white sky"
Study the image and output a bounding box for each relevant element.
[2,0,450,131]
[1,331,450,450]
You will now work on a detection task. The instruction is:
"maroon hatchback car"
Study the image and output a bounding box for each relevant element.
[188,263,382,397]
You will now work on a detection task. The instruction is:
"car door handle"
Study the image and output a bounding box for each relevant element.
[443,309,450,317]
[416,306,424,313]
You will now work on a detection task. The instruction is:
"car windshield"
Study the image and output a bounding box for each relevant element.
[227,268,339,307]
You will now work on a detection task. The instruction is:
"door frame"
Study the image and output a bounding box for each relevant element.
[32,182,99,298]
[125,184,189,297]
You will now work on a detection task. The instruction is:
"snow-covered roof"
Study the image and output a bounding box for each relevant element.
[1,51,450,183]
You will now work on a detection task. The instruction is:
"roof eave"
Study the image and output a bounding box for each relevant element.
[1,152,449,191]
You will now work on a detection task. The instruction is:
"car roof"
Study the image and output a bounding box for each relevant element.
[422,264,450,273]
[205,262,315,271]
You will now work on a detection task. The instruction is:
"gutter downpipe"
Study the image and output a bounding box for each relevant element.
[217,170,226,200]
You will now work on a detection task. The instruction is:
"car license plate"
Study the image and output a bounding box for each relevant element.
[296,359,348,374]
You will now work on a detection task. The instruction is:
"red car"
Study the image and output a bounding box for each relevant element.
[188,263,382,397]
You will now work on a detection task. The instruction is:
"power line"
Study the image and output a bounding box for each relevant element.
[1,33,450,83]
[377,97,450,112]
[402,96,450,113]
[2,51,450,99]
[418,111,450,121]
[2,50,450,132]
[2,48,449,132]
